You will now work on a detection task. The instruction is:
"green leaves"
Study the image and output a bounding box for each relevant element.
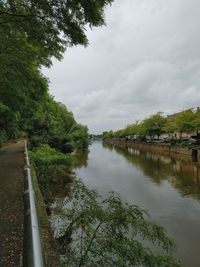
[142,112,167,138]
[30,144,73,167]
[0,0,111,145]
[53,180,181,267]
[29,144,74,203]
[1,0,114,61]
[104,109,200,140]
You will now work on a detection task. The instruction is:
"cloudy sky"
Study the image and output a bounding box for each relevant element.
[43,0,200,134]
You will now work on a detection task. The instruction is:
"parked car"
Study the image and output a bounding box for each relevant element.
[159,139,170,143]
[180,138,191,143]
[188,139,197,144]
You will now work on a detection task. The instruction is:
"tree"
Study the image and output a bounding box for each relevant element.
[114,129,125,138]
[27,96,90,152]
[66,123,90,150]
[163,117,178,135]
[54,180,180,267]
[192,109,200,136]
[143,112,166,140]
[130,122,147,139]
[0,0,114,65]
[123,123,142,138]
[103,131,114,139]
[175,111,196,138]
[0,0,114,144]
[0,31,50,140]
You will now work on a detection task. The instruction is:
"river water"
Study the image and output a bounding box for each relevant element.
[74,140,200,267]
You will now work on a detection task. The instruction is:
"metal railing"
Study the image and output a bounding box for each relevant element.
[23,140,45,267]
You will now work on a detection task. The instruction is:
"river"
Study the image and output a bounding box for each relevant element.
[73,140,200,267]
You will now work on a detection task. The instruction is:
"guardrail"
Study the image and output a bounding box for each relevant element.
[23,140,45,267]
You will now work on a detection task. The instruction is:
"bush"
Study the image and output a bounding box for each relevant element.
[53,180,181,267]
[28,135,50,149]
[29,144,73,203]
[62,141,76,153]
[0,130,8,147]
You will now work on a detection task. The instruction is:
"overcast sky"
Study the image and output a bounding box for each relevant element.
[43,0,200,134]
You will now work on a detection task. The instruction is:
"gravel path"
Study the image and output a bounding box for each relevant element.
[0,141,24,267]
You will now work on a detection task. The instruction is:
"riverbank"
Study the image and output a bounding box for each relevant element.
[105,139,200,162]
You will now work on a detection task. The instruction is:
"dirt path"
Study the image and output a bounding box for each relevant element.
[0,141,24,267]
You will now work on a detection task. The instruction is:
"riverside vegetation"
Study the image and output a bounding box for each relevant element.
[53,180,181,267]
[0,1,180,266]
[103,110,200,143]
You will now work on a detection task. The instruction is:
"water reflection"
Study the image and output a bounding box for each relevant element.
[74,148,89,169]
[50,149,89,198]
[103,142,200,200]
[59,141,200,266]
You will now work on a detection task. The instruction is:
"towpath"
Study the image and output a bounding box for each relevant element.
[0,141,24,267]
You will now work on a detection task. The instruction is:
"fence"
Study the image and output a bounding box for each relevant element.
[23,140,45,267]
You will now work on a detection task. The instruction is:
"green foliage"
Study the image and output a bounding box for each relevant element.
[179,142,192,148]
[175,112,196,133]
[30,144,72,167]
[27,97,80,152]
[142,112,167,139]
[163,118,178,134]
[169,138,180,146]
[114,129,126,138]
[30,144,73,202]
[67,124,90,149]
[103,113,168,141]
[104,109,200,141]
[54,180,180,267]
[0,0,110,148]
[0,130,8,147]
[0,102,19,140]
[192,109,200,131]
[123,122,147,139]
[0,0,114,65]
[103,130,114,139]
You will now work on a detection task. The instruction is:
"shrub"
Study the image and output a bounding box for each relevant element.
[0,130,8,147]
[30,144,73,203]
[53,180,181,267]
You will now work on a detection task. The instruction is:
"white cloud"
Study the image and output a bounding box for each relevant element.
[43,0,200,133]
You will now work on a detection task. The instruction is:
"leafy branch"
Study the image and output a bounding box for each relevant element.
[52,180,181,267]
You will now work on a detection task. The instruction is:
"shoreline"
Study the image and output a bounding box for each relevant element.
[105,139,200,163]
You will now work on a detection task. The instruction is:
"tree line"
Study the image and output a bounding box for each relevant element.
[0,0,114,149]
[0,0,116,217]
[103,109,200,140]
